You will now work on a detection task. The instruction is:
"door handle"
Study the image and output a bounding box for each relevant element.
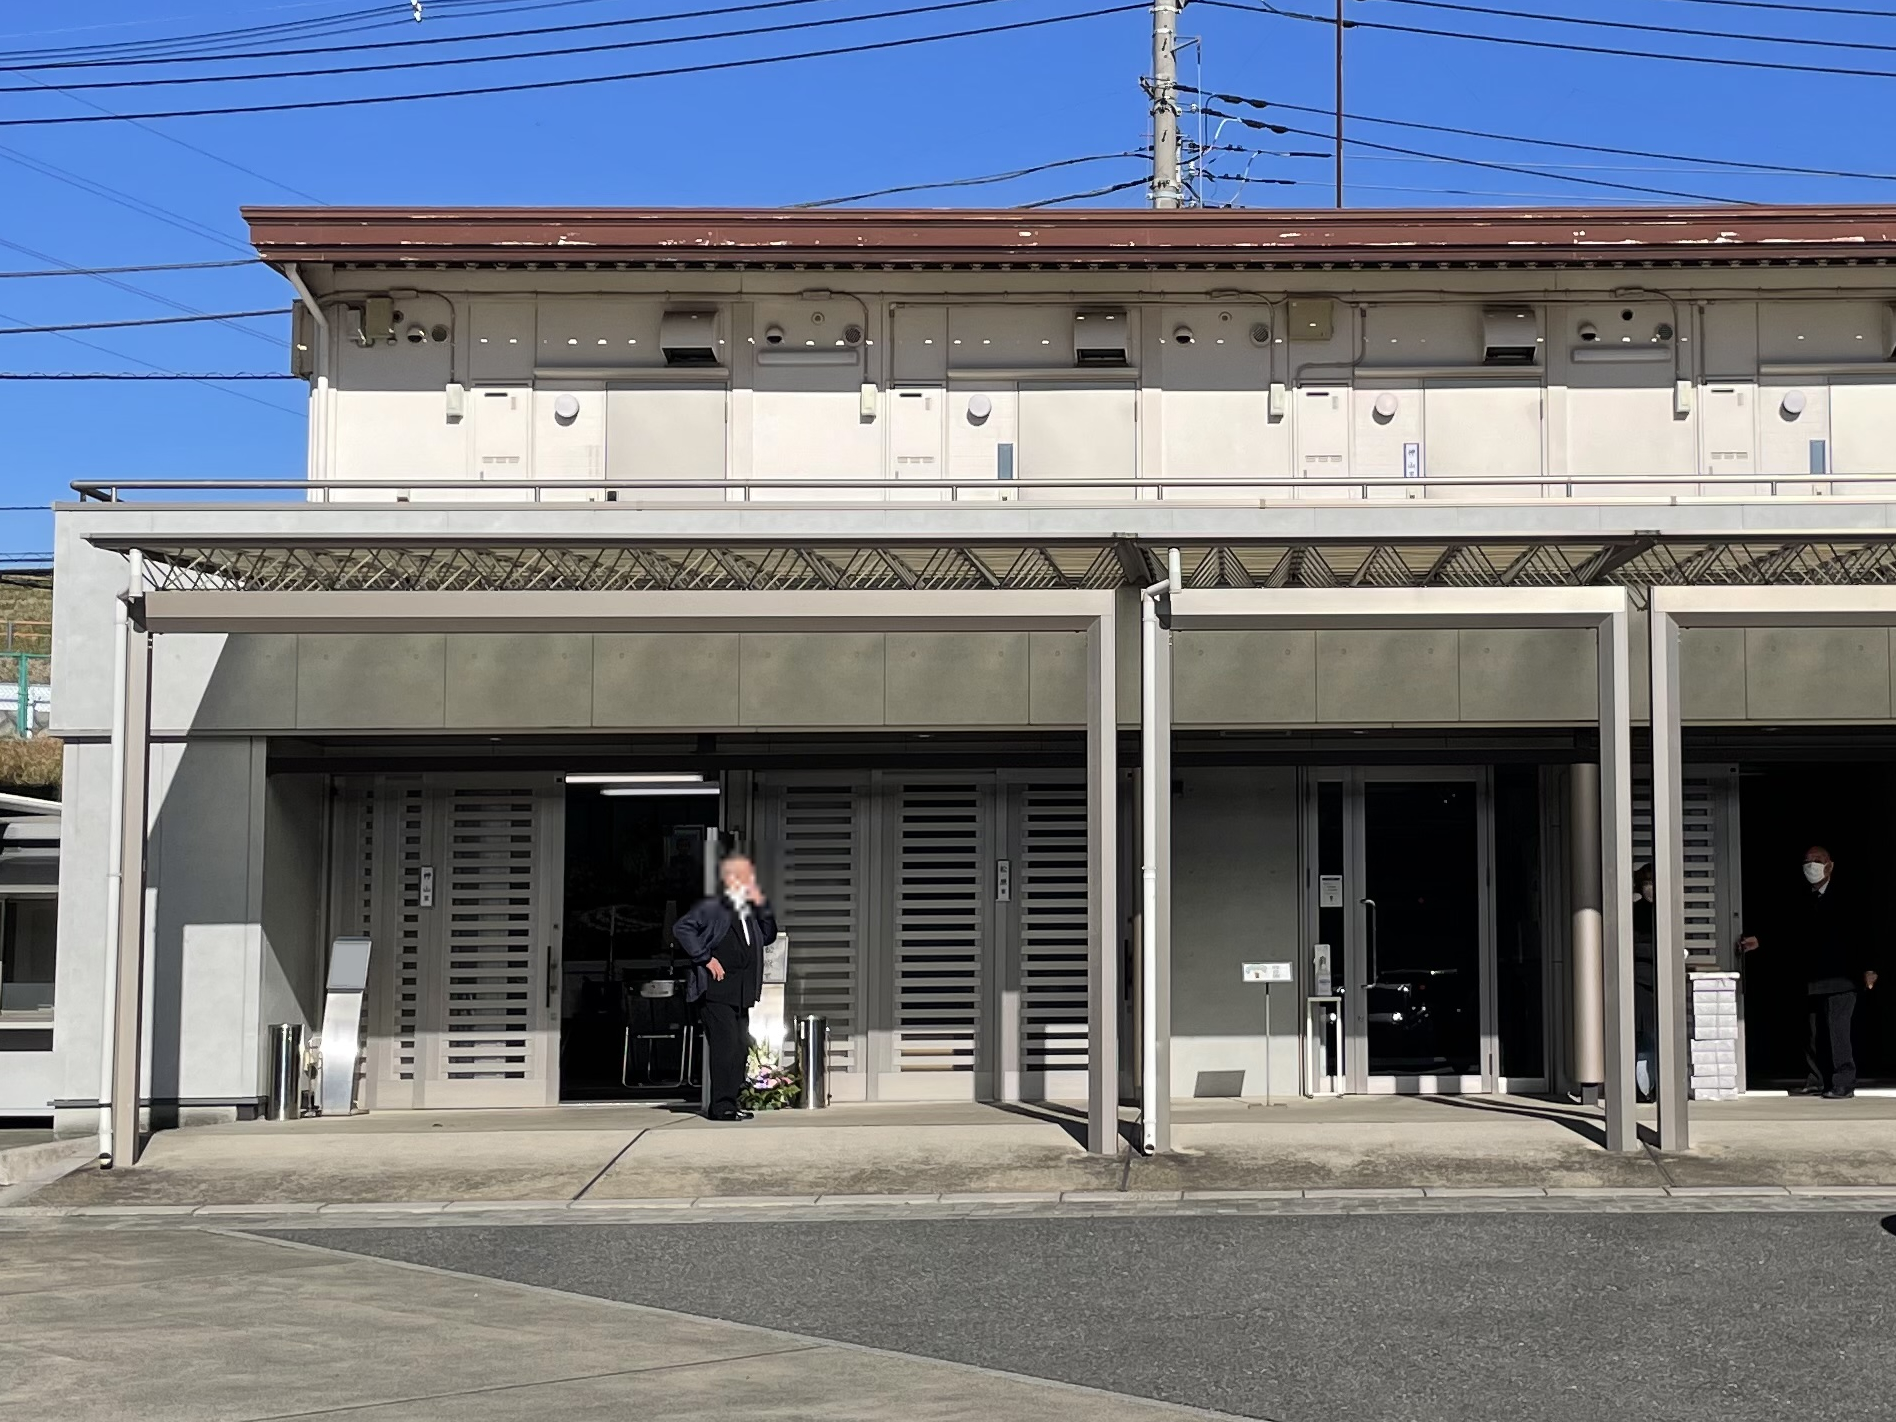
[547,952,559,1009]
[1360,898,1378,988]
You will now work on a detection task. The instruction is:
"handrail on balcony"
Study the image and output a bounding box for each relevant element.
[65,472,1896,505]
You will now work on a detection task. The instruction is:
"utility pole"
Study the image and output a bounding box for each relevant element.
[1150,0,1184,209]
[1333,0,1345,207]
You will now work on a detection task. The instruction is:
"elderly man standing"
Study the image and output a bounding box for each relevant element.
[1740,845,1879,1100]
[673,854,778,1121]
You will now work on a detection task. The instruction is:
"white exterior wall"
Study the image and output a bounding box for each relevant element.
[296,270,1896,497]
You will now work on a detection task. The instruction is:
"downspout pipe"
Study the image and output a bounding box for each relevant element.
[1140,547,1182,1156]
[97,550,142,1163]
[283,263,329,484]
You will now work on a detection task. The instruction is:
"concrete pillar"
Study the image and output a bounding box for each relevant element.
[1649,606,1691,1150]
[1568,762,1604,1100]
[108,616,151,1168]
[1086,613,1121,1155]
[1598,604,1638,1153]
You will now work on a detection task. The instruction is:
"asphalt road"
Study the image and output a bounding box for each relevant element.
[276,1212,1896,1422]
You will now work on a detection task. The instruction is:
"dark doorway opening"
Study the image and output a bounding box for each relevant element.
[559,783,721,1102]
[1738,764,1896,1089]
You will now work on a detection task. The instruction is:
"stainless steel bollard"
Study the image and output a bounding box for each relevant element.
[795,1015,828,1110]
[266,1023,305,1121]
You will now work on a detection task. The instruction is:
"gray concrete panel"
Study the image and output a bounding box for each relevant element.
[1458,628,1598,723]
[1028,631,1087,724]
[1172,631,1317,725]
[445,633,592,728]
[152,634,296,733]
[145,739,265,1102]
[1680,628,1747,722]
[1315,629,1460,722]
[741,632,886,726]
[296,635,447,729]
[885,632,1030,725]
[1744,627,1893,720]
[594,633,741,728]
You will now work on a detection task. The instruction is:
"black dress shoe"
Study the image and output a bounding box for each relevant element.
[707,1109,756,1121]
[1822,1088,1856,1099]
[1800,1085,1827,1096]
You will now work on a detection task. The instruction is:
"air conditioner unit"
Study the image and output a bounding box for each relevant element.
[1481,306,1540,366]
[659,309,721,367]
[1073,308,1130,367]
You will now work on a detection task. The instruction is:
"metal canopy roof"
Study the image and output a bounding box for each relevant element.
[242,204,1896,270]
[120,536,1896,605]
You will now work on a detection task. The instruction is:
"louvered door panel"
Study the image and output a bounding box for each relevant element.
[889,781,987,1092]
[423,786,553,1106]
[1013,780,1091,1092]
[1633,768,1733,962]
[774,780,864,1078]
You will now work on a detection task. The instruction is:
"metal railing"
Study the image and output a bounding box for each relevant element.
[67,472,1896,504]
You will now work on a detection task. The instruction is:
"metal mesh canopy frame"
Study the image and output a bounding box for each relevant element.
[112,537,1896,602]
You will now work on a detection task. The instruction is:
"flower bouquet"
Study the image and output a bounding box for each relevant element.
[739,1043,802,1111]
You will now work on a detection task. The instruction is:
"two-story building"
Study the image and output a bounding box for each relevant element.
[29,204,1896,1165]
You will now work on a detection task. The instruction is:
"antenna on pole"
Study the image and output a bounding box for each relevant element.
[1150,0,1184,209]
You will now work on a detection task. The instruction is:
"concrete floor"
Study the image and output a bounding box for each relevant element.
[0,1227,1231,1422]
[18,1095,1896,1208]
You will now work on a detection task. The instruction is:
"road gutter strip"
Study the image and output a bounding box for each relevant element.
[4,1182,1896,1224]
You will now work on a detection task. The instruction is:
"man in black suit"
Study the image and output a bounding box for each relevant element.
[1740,845,1879,1099]
[673,855,777,1121]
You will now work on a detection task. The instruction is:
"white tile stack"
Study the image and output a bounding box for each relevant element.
[1688,971,1741,1100]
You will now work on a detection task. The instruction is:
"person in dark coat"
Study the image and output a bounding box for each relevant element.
[1633,862,1658,1103]
[1739,845,1880,1099]
[672,854,778,1121]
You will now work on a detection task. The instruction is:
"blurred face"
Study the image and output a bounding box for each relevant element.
[1636,874,1655,901]
[720,856,756,895]
[1803,847,1833,886]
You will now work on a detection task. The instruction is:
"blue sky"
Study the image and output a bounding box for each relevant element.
[0,0,1890,556]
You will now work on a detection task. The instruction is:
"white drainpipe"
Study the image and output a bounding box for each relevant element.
[1139,547,1182,1156]
[97,550,142,1163]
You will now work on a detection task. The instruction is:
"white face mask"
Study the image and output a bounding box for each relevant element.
[1803,861,1828,885]
[724,883,749,909]
[1639,885,1655,902]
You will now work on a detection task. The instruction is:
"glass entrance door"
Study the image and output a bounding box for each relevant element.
[1309,769,1497,1094]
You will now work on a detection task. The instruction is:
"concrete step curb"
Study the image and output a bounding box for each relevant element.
[0,1137,95,1188]
[8,1183,1896,1221]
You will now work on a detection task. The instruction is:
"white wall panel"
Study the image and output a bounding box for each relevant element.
[606,383,727,494]
[1016,384,1136,499]
[1425,380,1544,496]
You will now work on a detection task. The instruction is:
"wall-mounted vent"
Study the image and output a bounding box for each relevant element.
[1481,306,1540,366]
[1073,308,1130,367]
[660,308,721,367]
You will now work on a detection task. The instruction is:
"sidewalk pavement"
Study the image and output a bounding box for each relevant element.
[0,1227,1243,1422]
[13,1095,1896,1213]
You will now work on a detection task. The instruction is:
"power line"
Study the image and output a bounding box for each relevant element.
[0,371,300,380]
[800,152,1147,206]
[1201,0,1896,84]
[0,257,260,278]
[0,308,286,335]
[1655,0,1896,17]
[1201,108,1746,202]
[0,144,256,252]
[7,71,327,203]
[1376,0,1896,59]
[1187,87,1896,185]
[0,0,1018,94]
[0,4,1144,126]
[1021,175,1150,206]
[0,305,300,417]
[3,0,844,71]
[0,239,278,348]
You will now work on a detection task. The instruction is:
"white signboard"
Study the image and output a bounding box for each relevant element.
[1313,943,1333,997]
[762,932,789,986]
[1318,875,1344,908]
[1242,962,1294,984]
